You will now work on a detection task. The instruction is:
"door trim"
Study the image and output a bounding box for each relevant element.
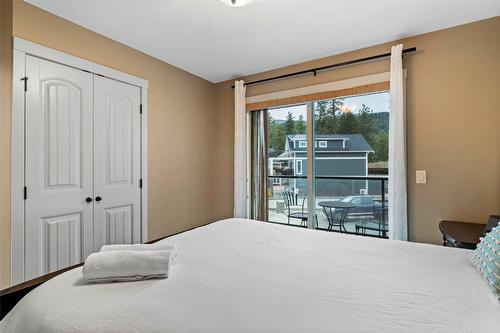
[13,38,148,88]
[11,38,149,285]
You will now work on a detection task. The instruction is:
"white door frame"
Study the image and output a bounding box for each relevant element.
[11,37,149,284]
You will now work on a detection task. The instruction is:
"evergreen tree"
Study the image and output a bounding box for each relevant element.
[268,115,277,152]
[284,112,295,135]
[274,125,286,153]
[357,104,375,142]
[314,101,334,134]
[296,114,306,134]
[314,99,345,134]
[333,99,345,115]
[371,130,389,162]
[337,111,358,134]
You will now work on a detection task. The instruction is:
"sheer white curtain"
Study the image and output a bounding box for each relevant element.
[250,110,268,221]
[388,44,408,241]
[234,80,247,218]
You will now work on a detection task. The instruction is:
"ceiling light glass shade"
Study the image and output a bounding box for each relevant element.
[217,0,256,7]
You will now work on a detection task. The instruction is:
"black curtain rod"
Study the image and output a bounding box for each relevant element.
[231,47,416,88]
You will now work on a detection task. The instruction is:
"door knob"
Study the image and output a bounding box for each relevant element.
[85,197,93,203]
[95,196,102,202]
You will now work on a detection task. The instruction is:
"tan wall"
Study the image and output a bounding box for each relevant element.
[1,1,499,288]
[0,0,13,290]
[0,0,216,288]
[214,16,500,244]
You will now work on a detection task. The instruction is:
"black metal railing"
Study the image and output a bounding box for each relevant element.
[267,175,389,238]
[267,175,387,200]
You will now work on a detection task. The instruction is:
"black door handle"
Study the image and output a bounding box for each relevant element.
[95,196,102,202]
[85,197,93,203]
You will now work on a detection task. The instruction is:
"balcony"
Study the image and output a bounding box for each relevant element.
[267,175,389,238]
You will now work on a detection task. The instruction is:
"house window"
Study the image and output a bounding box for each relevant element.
[296,160,303,174]
[318,141,327,148]
[272,178,281,185]
[298,141,307,148]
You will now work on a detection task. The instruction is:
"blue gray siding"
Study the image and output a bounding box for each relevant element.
[294,158,367,177]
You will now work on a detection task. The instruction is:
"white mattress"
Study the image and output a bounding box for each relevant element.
[1,218,499,332]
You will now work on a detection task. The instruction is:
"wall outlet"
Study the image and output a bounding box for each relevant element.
[416,170,427,184]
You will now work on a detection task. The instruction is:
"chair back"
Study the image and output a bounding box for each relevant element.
[485,215,500,234]
[376,206,389,224]
[282,191,299,208]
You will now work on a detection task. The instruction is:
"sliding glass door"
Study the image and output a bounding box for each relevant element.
[265,91,389,238]
[313,93,389,237]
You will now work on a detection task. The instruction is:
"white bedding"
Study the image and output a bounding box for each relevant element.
[1,218,499,332]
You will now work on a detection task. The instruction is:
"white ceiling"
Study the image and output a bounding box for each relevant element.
[25,0,500,83]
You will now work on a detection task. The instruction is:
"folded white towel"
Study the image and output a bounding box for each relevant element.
[83,250,174,283]
[100,243,175,252]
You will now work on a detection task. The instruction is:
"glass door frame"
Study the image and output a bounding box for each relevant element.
[263,85,395,233]
[305,102,316,229]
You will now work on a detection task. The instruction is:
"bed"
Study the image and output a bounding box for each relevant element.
[1,218,499,332]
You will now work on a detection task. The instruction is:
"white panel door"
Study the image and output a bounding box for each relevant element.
[93,76,141,251]
[25,56,94,279]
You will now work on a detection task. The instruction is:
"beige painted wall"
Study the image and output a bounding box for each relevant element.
[0,0,216,288]
[0,0,13,290]
[1,1,499,289]
[214,16,500,245]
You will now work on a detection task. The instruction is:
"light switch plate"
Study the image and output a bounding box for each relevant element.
[416,170,426,184]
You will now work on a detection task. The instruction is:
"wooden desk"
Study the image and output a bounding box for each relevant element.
[438,220,485,250]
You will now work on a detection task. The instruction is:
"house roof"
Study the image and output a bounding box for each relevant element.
[287,134,373,152]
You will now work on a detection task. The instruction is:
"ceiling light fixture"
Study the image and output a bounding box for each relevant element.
[217,0,257,7]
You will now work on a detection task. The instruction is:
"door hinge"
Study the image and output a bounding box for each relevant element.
[139,104,143,115]
[24,186,27,200]
[21,77,28,92]
[139,179,143,188]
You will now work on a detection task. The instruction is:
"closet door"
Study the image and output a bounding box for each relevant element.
[93,76,141,251]
[25,56,94,279]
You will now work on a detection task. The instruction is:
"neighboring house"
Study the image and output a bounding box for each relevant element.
[269,134,374,195]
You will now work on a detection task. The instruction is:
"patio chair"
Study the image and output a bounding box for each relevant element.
[355,206,388,237]
[282,191,308,226]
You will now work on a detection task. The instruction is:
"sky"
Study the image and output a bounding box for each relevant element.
[269,91,390,120]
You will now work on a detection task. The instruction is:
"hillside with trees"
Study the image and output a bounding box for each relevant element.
[268,98,389,163]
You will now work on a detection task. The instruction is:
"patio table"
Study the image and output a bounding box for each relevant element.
[318,201,356,232]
